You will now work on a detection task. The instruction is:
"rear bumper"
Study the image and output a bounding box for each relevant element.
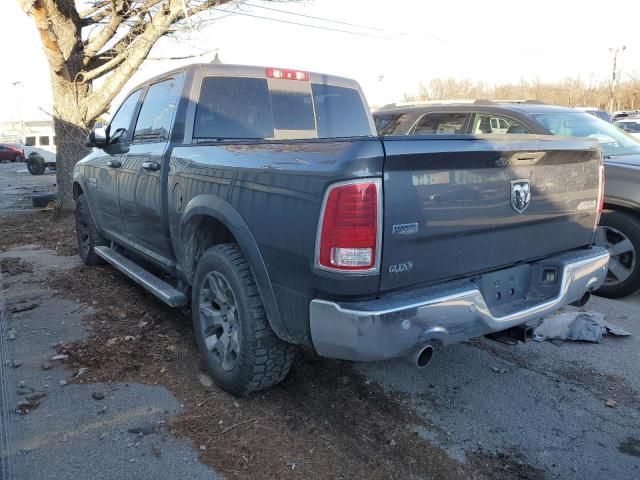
[309,247,609,361]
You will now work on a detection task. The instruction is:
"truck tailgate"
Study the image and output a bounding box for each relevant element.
[381,136,601,291]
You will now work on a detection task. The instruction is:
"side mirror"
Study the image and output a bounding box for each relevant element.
[86,127,107,147]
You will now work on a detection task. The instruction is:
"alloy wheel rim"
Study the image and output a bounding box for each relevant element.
[602,226,636,286]
[199,270,240,372]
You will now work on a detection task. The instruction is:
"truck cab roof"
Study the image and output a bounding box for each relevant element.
[376,102,579,116]
[131,63,363,92]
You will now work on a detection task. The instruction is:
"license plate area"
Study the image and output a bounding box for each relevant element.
[473,259,564,315]
[474,264,532,310]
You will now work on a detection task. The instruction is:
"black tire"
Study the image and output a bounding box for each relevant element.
[75,194,107,265]
[595,209,640,298]
[27,154,45,175]
[32,193,57,208]
[192,244,295,396]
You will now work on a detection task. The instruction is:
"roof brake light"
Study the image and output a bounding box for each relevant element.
[266,67,309,81]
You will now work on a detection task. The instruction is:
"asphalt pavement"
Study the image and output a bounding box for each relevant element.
[360,295,640,479]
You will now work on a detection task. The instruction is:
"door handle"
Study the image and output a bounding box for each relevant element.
[142,161,160,171]
[107,159,121,168]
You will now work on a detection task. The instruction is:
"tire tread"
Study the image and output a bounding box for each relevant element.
[194,244,295,395]
[76,194,107,266]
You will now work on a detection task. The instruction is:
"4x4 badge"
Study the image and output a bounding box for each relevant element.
[511,180,531,213]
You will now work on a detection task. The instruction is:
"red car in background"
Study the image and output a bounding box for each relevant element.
[0,143,25,162]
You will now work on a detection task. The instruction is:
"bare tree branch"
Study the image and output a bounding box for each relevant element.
[84,0,189,120]
[80,49,129,81]
[78,0,110,19]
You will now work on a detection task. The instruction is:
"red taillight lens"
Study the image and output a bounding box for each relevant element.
[596,164,605,229]
[317,180,380,271]
[266,67,309,81]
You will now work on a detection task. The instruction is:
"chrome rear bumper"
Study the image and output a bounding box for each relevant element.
[310,247,609,361]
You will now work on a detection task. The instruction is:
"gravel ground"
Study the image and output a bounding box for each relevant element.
[1,161,639,479]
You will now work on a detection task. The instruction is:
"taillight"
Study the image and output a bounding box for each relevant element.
[595,164,605,229]
[316,179,381,272]
[266,67,309,81]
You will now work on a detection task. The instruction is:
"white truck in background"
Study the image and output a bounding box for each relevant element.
[24,141,56,175]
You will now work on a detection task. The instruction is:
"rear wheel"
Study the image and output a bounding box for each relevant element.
[75,194,107,265]
[27,154,45,175]
[595,209,640,298]
[192,244,295,396]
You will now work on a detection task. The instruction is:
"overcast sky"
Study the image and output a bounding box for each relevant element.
[1,0,639,123]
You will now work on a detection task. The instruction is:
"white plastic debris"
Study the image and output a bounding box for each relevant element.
[534,310,631,343]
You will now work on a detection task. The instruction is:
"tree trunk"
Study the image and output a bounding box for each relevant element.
[51,74,92,212]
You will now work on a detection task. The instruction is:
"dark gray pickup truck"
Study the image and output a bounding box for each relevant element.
[73,64,609,395]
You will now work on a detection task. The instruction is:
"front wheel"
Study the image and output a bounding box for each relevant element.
[13,155,20,162]
[595,209,640,298]
[192,244,295,396]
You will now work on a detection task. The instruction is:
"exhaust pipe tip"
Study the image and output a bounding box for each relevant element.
[405,344,435,369]
[571,291,592,308]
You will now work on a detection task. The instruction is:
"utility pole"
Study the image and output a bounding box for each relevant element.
[608,46,626,114]
[11,81,25,141]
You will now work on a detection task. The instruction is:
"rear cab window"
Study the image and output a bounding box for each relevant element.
[193,73,373,141]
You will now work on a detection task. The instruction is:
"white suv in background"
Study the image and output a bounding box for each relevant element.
[614,118,640,139]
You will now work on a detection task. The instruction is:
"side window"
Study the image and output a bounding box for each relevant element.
[412,113,468,135]
[472,113,531,134]
[108,89,142,144]
[39,136,50,146]
[133,78,179,142]
[25,136,36,146]
[375,113,410,135]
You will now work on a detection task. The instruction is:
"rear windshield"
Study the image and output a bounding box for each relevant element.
[194,76,372,141]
